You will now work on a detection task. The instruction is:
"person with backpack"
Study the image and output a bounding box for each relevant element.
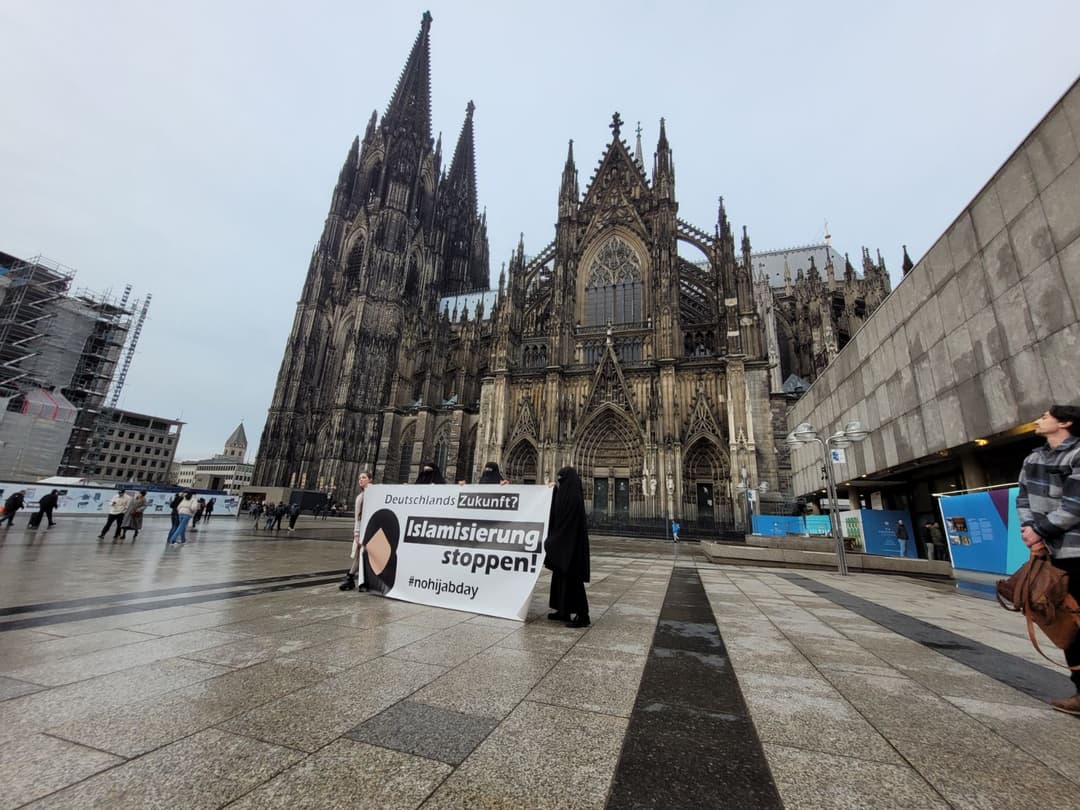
[2,490,26,528]
[1017,405,1080,716]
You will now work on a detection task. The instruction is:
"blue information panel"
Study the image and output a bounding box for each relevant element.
[751,515,806,536]
[805,515,832,536]
[936,487,1025,575]
[859,510,916,557]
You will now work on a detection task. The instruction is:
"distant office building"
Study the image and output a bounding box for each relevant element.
[85,407,184,484]
[172,424,253,494]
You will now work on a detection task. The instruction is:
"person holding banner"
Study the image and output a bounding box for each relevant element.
[339,471,372,592]
[1017,405,1080,716]
[477,461,509,485]
[416,463,447,485]
[544,466,591,628]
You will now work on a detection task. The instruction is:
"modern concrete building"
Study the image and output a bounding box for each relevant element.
[89,407,184,484]
[788,77,1080,529]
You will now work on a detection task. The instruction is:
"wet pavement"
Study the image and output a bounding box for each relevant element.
[1,516,1078,808]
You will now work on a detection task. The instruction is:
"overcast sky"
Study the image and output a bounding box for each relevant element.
[2,1,1078,462]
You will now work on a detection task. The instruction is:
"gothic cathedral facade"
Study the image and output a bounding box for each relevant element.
[253,13,891,530]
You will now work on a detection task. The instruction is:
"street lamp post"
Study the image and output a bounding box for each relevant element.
[786,421,870,576]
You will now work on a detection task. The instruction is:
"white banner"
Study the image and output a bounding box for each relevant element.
[357,484,553,621]
[0,482,240,517]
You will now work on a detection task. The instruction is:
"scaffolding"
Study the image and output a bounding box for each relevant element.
[0,255,75,397]
[56,287,135,477]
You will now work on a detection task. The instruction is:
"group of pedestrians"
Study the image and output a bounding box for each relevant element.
[338,460,592,628]
[97,490,148,540]
[248,501,302,532]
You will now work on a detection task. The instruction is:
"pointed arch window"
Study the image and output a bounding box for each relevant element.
[585,236,643,326]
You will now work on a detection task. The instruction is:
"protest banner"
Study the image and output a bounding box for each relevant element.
[357,484,553,620]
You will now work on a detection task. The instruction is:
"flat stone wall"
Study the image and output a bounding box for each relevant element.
[790,78,1080,494]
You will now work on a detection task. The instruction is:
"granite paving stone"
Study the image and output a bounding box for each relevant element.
[0,675,43,701]
[227,739,452,810]
[739,671,901,764]
[347,700,498,765]
[46,657,341,757]
[0,733,123,809]
[421,700,627,810]
[411,645,561,718]
[763,743,949,809]
[495,623,583,656]
[180,634,319,668]
[3,628,244,686]
[0,657,230,745]
[219,655,446,752]
[26,728,303,809]
[527,646,646,717]
[291,622,439,668]
[0,628,158,672]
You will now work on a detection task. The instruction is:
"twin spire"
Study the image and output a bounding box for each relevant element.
[382,11,433,139]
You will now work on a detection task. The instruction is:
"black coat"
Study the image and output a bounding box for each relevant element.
[543,467,590,582]
[38,492,59,510]
[4,493,25,513]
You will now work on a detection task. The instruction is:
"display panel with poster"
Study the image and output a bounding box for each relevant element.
[936,486,1026,575]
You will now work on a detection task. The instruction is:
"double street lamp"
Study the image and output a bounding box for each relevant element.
[786,420,870,576]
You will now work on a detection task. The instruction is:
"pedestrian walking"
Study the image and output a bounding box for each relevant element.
[98,491,131,539]
[672,519,681,543]
[121,490,147,540]
[204,497,215,522]
[264,503,276,529]
[287,502,302,532]
[169,491,183,533]
[167,492,197,545]
[29,489,59,529]
[544,466,591,628]
[896,521,909,557]
[271,502,287,531]
[190,497,206,531]
[2,490,26,528]
[1016,405,1080,716]
[250,501,263,527]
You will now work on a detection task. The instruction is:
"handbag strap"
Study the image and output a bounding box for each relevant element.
[1025,606,1080,670]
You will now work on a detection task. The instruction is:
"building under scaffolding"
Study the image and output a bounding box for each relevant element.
[56,288,135,477]
[0,251,149,481]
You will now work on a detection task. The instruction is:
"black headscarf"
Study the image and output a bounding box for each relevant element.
[543,466,590,581]
[415,462,447,485]
[478,462,504,484]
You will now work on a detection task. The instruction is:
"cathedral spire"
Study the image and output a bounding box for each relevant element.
[653,117,674,196]
[559,139,579,217]
[382,11,433,139]
[902,244,914,276]
[445,100,478,218]
[634,122,644,170]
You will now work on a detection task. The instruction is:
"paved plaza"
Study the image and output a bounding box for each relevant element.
[1,516,1079,809]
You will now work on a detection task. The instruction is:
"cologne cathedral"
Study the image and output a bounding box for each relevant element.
[253,12,891,529]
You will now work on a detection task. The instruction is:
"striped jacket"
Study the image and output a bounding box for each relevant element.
[1017,435,1080,559]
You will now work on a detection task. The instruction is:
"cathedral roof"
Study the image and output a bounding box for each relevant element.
[225,423,247,448]
[708,243,851,288]
[440,290,498,320]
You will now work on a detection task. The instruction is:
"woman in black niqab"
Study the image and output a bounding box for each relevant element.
[544,466,591,627]
[478,462,506,485]
[415,463,447,485]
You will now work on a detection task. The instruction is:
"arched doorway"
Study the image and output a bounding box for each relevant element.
[574,407,643,519]
[506,440,538,484]
[682,437,731,526]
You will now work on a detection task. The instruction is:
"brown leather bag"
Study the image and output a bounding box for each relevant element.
[997,553,1080,668]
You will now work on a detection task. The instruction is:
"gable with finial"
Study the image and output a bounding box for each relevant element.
[579,113,651,239]
[507,397,538,446]
[684,389,721,444]
[581,335,640,423]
